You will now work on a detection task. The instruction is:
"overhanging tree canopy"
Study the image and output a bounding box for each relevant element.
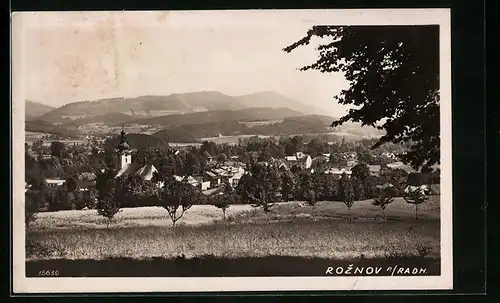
[284,25,440,171]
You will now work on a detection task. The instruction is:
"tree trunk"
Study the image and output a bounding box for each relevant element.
[223,209,226,221]
[415,204,418,220]
[382,208,386,220]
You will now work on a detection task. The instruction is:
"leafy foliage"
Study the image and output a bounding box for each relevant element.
[95,169,120,227]
[339,174,355,212]
[50,141,66,158]
[303,189,317,210]
[403,187,429,220]
[48,187,71,212]
[242,164,282,213]
[158,178,198,228]
[351,163,370,182]
[96,196,121,227]
[371,184,395,220]
[284,25,440,171]
[210,182,235,220]
[280,170,296,202]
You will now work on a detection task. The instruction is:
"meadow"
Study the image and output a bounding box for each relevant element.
[26,196,441,277]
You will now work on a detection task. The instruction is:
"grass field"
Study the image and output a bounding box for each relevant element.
[26,196,441,277]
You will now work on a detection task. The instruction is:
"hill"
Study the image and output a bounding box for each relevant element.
[234,91,325,115]
[36,91,316,123]
[154,120,245,142]
[61,113,133,129]
[25,120,81,137]
[25,101,56,120]
[130,107,303,127]
[38,92,244,123]
[104,133,170,150]
[153,115,332,140]
[152,114,385,142]
[250,115,333,136]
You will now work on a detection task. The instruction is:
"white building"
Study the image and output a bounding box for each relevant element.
[283,153,313,170]
[114,129,159,181]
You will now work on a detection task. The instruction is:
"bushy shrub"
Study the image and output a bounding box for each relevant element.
[47,188,73,212]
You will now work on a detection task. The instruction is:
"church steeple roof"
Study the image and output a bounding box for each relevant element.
[117,126,130,153]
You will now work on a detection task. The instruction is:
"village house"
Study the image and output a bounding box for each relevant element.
[382,152,398,160]
[346,160,357,167]
[404,185,430,195]
[170,175,211,191]
[75,179,96,192]
[324,167,352,179]
[386,161,415,174]
[295,151,307,160]
[205,165,246,188]
[40,154,53,160]
[283,152,313,171]
[204,171,221,188]
[368,165,382,176]
[45,178,66,187]
[204,153,214,161]
[314,153,331,163]
[193,177,211,191]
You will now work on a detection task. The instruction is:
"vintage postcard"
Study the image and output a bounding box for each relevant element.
[12,9,452,293]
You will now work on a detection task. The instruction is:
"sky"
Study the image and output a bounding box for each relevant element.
[20,11,354,116]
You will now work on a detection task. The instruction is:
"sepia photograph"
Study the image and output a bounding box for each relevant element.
[12,9,452,293]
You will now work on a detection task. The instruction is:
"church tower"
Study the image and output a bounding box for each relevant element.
[117,126,132,171]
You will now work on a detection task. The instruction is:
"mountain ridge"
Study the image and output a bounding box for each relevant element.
[35,91,327,123]
[25,101,56,120]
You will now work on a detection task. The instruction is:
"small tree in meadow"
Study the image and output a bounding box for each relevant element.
[371,184,395,220]
[95,169,120,228]
[158,178,196,229]
[304,189,318,213]
[210,182,234,221]
[339,174,355,222]
[403,186,429,220]
[96,196,120,228]
[244,164,281,217]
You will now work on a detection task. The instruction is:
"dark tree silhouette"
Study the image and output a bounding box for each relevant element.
[65,176,78,192]
[371,184,396,220]
[50,141,66,158]
[158,178,197,228]
[95,169,120,227]
[280,170,295,202]
[403,186,429,220]
[217,153,228,165]
[210,182,235,221]
[339,174,355,222]
[244,164,281,215]
[351,163,370,182]
[284,25,440,171]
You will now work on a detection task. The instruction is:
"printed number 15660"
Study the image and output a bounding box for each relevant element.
[38,270,59,277]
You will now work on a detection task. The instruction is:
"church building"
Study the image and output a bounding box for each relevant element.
[114,128,159,181]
